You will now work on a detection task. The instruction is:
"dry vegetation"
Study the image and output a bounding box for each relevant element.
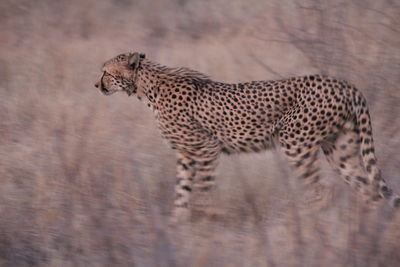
[1,0,400,266]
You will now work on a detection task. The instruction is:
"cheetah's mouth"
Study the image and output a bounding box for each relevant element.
[124,85,136,96]
[101,87,113,95]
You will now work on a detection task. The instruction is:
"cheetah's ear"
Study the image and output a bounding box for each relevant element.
[128,52,144,70]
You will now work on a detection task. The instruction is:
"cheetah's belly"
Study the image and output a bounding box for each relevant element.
[214,125,275,154]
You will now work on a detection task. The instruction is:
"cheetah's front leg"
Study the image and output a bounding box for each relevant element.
[191,156,219,219]
[172,145,220,223]
[172,153,196,222]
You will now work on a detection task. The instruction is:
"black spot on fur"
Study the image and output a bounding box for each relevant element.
[356,176,368,185]
[201,176,215,182]
[199,185,212,192]
[182,185,192,192]
[366,165,372,173]
[381,186,393,198]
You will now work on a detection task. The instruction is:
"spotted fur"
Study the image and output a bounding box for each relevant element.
[95,52,400,221]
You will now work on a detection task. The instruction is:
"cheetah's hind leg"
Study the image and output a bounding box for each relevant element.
[279,133,333,214]
[321,128,376,205]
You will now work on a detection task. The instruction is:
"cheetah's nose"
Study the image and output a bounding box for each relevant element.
[94,82,99,88]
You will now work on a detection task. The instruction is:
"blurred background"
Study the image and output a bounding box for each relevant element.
[1,0,400,266]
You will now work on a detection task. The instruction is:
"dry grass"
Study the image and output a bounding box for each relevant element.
[1,0,400,266]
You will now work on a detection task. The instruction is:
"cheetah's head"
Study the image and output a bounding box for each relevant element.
[94,52,146,96]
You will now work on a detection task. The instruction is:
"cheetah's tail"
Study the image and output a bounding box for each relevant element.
[354,91,400,208]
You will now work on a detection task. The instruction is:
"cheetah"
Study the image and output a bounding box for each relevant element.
[95,52,400,221]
